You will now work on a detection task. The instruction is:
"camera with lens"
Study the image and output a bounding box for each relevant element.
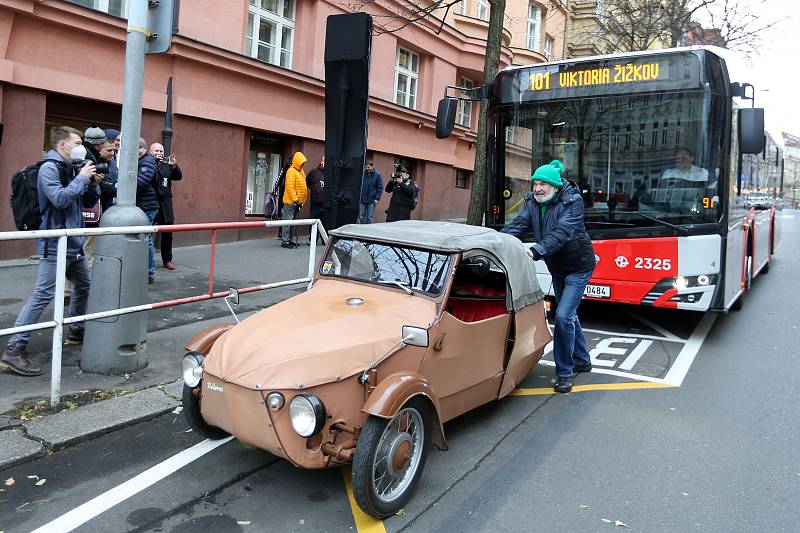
[93,160,109,174]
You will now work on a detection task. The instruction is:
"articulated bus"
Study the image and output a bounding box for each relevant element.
[437,46,784,311]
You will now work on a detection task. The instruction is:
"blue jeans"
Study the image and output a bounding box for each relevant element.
[552,270,593,378]
[7,255,91,348]
[359,202,376,224]
[145,209,158,276]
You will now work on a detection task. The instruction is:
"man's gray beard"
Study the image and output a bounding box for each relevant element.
[533,190,557,204]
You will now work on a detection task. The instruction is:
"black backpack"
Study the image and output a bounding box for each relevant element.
[10,160,69,231]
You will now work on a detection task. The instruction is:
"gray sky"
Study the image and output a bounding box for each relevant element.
[747,0,800,137]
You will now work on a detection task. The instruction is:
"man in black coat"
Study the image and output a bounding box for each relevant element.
[385,166,417,222]
[502,160,596,393]
[136,138,159,283]
[306,156,324,243]
[150,143,183,269]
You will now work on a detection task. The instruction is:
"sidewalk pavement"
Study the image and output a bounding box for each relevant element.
[0,232,322,470]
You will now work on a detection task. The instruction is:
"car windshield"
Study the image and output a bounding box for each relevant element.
[320,238,452,296]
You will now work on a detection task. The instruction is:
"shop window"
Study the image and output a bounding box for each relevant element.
[247,0,295,68]
[245,132,284,216]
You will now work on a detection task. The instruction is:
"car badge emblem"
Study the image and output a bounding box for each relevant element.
[346,297,364,306]
[615,255,629,268]
[207,382,224,392]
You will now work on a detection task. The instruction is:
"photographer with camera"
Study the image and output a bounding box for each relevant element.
[150,143,183,270]
[1,126,100,377]
[80,126,114,268]
[385,166,418,222]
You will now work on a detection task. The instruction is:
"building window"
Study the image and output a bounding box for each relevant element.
[543,35,554,60]
[67,0,127,16]
[595,0,605,17]
[457,77,474,128]
[394,47,419,109]
[456,169,471,189]
[460,0,468,16]
[247,0,296,68]
[477,0,489,21]
[526,4,541,52]
[505,127,516,145]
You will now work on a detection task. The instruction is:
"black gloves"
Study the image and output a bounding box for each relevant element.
[530,247,543,261]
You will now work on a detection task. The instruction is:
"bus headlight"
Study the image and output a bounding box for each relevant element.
[289,394,326,437]
[697,274,710,286]
[182,352,204,388]
[675,276,688,290]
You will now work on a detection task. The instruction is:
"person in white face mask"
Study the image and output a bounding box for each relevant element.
[1,126,100,377]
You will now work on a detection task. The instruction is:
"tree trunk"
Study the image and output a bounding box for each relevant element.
[466,0,506,226]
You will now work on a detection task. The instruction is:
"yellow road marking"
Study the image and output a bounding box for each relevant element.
[342,465,387,533]
[511,381,675,395]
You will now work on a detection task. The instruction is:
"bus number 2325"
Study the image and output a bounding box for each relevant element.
[634,257,672,270]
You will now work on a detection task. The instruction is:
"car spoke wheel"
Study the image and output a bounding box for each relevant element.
[352,399,431,518]
[181,384,229,440]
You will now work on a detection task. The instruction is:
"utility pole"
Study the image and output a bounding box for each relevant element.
[82,0,178,373]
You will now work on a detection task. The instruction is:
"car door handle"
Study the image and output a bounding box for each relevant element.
[433,332,446,352]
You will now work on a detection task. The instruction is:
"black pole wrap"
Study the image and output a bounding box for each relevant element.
[323,13,372,231]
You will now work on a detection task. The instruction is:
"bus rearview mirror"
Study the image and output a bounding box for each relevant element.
[739,108,765,154]
[436,98,458,139]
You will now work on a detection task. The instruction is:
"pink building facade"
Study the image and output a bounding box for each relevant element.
[0,0,567,259]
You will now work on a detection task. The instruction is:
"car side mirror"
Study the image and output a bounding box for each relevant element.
[402,326,429,348]
[436,98,458,139]
[739,108,765,154]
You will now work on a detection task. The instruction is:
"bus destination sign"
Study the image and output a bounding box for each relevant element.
[529,62,662,92]
[504,52,702,102]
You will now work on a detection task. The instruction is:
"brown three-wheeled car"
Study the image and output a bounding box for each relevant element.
[181,220,551,517]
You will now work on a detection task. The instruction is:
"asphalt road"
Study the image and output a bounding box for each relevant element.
[2,211,798,533]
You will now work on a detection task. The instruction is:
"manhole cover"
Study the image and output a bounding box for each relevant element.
[0,298,22,306]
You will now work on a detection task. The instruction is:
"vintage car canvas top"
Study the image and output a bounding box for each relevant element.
[330,220,545,311]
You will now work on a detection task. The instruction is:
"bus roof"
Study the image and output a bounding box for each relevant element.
[500,45,727,74]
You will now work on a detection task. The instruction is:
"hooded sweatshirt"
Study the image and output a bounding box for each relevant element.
[283,152,308,205]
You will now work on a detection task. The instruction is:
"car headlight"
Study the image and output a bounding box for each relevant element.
[182,352,204,388]
[289,394,326,437]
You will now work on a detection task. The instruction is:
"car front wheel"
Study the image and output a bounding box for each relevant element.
[181,384,229,440]
[351,399,431,518]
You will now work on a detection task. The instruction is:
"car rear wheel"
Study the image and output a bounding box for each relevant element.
[182,384,229,440]
[351,399,431,518]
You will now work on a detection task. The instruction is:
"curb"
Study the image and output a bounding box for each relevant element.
[0,380,184,472]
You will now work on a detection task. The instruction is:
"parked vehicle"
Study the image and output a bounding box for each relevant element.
[181,220,551,518]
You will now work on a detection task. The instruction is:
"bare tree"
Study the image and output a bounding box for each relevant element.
[571,0,782,57]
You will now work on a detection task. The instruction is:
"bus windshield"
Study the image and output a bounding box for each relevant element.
[498,91,722,233]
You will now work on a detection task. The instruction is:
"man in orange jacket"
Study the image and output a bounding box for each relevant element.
[281,152,308,248]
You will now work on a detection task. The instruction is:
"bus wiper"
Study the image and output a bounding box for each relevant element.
[627,212,690,235]
[586,221,635,227]
[376,279,413,295]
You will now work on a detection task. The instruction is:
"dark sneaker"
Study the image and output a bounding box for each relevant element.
[574,363,592,373]
[0,345,42,377]
[281,242,294,249]
[148,275,155,284]
[554,376,573,393]
[65,330,84,345]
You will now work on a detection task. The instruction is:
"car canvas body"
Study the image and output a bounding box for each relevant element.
[181,220,551,517]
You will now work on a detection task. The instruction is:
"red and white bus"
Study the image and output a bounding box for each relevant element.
[438,46,784,311]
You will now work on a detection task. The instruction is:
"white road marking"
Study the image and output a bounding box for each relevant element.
[662,313,717,386]
[582,328,683,343]
[32,436,234,533]
[538,359,673,385]
[618,339,654,371]
[779,214,795,219]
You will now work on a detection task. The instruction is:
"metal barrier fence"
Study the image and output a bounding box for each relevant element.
[0,219,328,406]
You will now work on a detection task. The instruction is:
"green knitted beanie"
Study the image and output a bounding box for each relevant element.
[531,160,564,188]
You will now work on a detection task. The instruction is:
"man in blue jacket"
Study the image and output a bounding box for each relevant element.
[502,160,596,393]
[359,161,383,224]
[1,126,100,376]
[136,138,159,283]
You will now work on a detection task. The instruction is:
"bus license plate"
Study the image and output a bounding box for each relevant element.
[584,284,611,298]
